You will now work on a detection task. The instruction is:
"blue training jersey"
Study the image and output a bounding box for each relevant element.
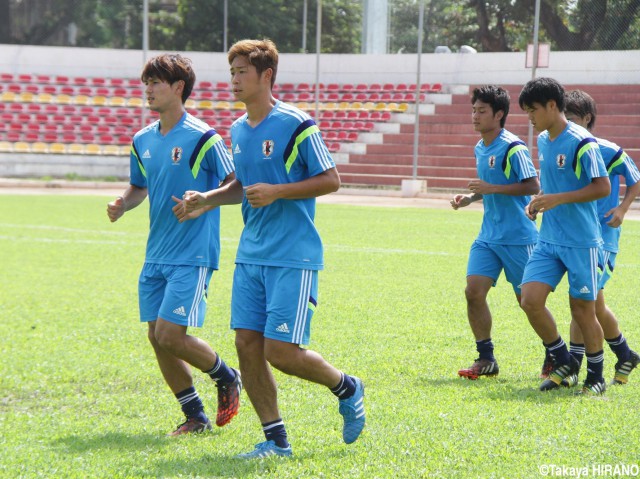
[129,112,234,268]
[230,100,336,270]
[474,129,539,245]
[597,137,640,253]
[536,122,608,248]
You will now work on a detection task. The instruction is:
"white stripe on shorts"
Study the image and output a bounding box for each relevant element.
[292,270,313,344]
[590,247,598,297]
[188,266,208,328]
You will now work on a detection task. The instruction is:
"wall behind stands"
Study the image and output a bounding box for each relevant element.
[1,44,638,86]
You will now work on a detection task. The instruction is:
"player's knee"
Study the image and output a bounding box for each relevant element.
[264,342,294,373]
[154,327,183,354]
[465,285,485,304]
[519,295,540,315]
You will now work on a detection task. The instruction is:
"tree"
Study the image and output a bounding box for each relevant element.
[1,0,639,52]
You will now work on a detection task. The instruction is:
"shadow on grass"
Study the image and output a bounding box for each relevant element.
[417,375,607,403]
[51,431,352,477]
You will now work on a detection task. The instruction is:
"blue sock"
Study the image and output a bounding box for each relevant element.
[606,334,631,362]
[476,338,495,361]
[176,386,206,422]
[330,373,356,399]
[544,337,570,365]
[585,350,604,383]
[263,418,289,448]
[204,355,236,385]
[569,342,585,368]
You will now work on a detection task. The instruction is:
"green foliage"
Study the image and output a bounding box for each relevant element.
[3,0,640,52]
[1,195,640,478]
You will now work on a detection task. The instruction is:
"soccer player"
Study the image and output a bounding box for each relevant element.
[106,54,242,435]
[452,85,539,379]
[518,77,611,395]
[175,39,365,458]
[559,89,640,386]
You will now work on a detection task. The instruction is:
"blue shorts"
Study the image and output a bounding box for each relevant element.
[231,263,318,346]
[521,241,600,300]
[598,249,616,290]
[138,263,213,327]
[467,240,535,294]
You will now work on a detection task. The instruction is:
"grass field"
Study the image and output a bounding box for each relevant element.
[1,194,639,479]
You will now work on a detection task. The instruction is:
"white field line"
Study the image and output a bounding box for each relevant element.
[0,224,455,255]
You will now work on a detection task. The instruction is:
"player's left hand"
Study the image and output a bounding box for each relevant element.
[171,195,206,222]
[605,207,625,228]
[244,183,278,208]
[528,190,558,214]
[468,179,493,195]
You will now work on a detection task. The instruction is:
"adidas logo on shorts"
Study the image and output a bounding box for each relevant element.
[172,306,186,316]
[276,323,290,333]
[579,286,591,294]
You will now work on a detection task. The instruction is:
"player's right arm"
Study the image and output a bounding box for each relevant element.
[107,184,148,223]
[174,174,244,223]
[451,192,482,210]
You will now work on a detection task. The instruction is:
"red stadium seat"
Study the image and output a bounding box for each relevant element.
[7,131,21,142]
[117,135,130,145]
[297,92,314,102]
[327,142,340,153]
[108,78,125,87]
[215,81,230,91]
[73,76,88,86]
[324,131,338,141]
[1,73,13,82]
[91,77,107,86]
[279,83,295,92]
[54,75,70,84]
[112,87,128,97]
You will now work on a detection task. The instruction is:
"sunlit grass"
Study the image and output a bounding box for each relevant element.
[1,195,638,478]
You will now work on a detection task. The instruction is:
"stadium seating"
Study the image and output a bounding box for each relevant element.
[2,73,442,181]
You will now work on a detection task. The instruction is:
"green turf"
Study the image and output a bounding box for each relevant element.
[1,195,639,478]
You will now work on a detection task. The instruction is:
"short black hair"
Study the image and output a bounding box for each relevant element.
[471,85,510,128]
[141,53,195,103]
[518,77,565,112]
[565,89,597,130]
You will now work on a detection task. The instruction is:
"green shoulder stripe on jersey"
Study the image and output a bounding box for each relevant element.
[502,141,527,179]
[284,120,320,174]
[131,144,146,178]
[573,137,599,179]
[606,149,625,174]
[189,130,223,179]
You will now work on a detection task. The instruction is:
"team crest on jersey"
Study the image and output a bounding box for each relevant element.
[171,147,182,164]
[488,155,496,168]
[262,140,274,157]
[556,154,566,168]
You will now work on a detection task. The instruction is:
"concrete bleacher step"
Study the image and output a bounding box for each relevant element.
[345,83,640,191]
